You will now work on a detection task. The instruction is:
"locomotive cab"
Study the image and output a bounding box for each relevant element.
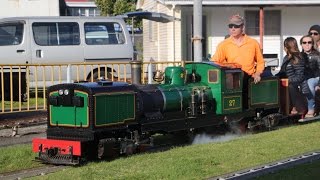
[185,62,243,115]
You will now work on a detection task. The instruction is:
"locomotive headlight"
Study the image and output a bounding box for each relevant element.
[58,89,64,95]
[64,89,69,95]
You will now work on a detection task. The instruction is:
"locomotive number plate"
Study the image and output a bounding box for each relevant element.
[223,96,241,110]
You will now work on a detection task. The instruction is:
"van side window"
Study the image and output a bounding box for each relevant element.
[32,22,80,46]
[84,22,125,45]
[0,23,23,46]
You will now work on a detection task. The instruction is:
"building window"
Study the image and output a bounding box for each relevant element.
[67,7,100,16]
[245,10,280,35]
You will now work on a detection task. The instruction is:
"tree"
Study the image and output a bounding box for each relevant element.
[113,0,136,16]
[95,0,116,16]
[95,0,141,28]
[114,0,141,28]
[95,0,136,16]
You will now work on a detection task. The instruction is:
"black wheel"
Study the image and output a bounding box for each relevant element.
[172,130,195,144]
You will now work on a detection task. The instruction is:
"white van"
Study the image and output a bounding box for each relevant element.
[0,16,134,100]
[0,16,133,64]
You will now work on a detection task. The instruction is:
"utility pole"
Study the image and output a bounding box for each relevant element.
[193,0,203,62]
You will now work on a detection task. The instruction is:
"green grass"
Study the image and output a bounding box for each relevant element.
[0,98,45,110]
[0,144,42,174]
[24,122,320,180]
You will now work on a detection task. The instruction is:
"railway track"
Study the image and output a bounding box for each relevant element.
[0,165,67,180]
[0,111,46,128]
[0,124,46,148]
[0,111,47,147]
[212,151,320,180]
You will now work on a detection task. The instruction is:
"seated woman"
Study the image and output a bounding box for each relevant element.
[277,37,311,114]
[300,35,320,117]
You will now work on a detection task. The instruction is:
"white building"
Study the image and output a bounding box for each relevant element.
[0,0,99,18]
[63,0,99,16]
[137,0,320,65]
[0,0,61,17]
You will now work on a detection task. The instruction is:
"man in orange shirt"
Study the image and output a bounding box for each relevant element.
[212,14,265,84]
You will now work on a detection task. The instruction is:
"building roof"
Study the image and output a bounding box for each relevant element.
[120,11,175,23]
[161,0,320,6]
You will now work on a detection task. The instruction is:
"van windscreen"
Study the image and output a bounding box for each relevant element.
[0,23,23,46]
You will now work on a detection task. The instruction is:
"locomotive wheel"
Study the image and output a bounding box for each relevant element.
[172,130,195,144]
[97,139,119,160]
[262,113,283,130]
[227,118,249,134]
[237,119,249,133]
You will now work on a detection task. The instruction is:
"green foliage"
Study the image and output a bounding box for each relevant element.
[0,98,45,111]
[113,0,136,16]
[95,0,137,16]
[95,0,116,16]
[94,0,141,28]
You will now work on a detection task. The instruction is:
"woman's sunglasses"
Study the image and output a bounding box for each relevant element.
[302,41,313,45]
[228,24,242,29]
[309,32,319,36]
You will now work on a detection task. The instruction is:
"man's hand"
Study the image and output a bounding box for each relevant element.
[252,73,261,84]
[315,86,320,91]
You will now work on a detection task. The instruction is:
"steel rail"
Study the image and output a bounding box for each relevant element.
[212,151,320,180]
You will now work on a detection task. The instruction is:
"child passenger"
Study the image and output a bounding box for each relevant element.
[300,35,320,117]
[279,37,310,114]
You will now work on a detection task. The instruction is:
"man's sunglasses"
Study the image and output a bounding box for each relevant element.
[228,24,242,29]
[309,32,319,36]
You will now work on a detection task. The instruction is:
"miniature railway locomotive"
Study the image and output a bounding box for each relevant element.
[33,62,285,165]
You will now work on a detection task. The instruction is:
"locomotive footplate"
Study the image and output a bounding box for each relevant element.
[32,138,81,165]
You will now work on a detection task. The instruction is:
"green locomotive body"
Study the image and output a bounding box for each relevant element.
[33,62,281,165]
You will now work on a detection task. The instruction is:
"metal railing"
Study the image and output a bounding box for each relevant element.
[0,61,187,114]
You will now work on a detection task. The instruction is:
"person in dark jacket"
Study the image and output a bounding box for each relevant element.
[279,37,310,114]
[300,35,320,117]
[308,25,320,51]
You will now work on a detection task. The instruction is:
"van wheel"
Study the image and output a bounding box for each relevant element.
[88,71,112,82]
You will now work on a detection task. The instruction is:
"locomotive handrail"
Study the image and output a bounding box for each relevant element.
[213,62,242,69]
